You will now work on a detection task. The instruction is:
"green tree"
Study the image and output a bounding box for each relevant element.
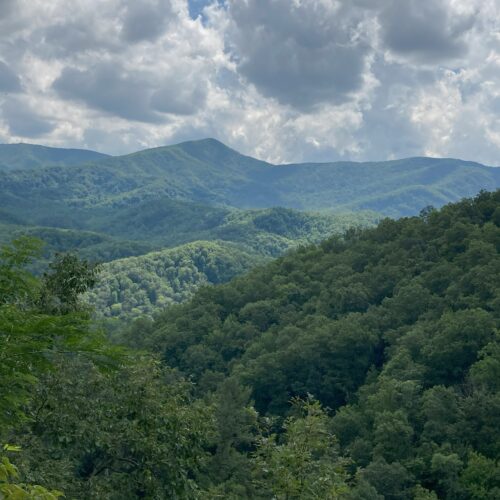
[252,398,349,499]
[14,358,214,499]
[39,252,100,314]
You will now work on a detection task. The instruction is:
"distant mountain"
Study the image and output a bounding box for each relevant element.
[0,195,376,253]
[0,202,377,319]
[0,138,498,217]
[83,208,377,321]
[0,143,109,172]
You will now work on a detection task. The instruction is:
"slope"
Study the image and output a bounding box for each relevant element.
[0,143,109,172]
[86,208,377,320]
[0,139,498,219]
[136,189,500,498]
[86,241,261,321]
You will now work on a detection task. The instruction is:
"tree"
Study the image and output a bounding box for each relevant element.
[1,449,62,499]
[252,397,349,499]
[39,252,100,315]
[0,239,117,429]
[0,238,120,498]
[14,358,214,499]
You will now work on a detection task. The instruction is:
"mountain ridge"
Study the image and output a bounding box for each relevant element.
[5,139,497,169]
[1,138,499,218]
[0,143,109,172]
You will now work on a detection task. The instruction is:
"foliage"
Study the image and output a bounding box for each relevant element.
[0,238,117,428]
[1,450,63,499]
[13,358,214,499]
[1,189,499,498]
[39,252,100,314]
[1,139,499,221]
[0,143,107,173]
[86,241,261,321]
[252,397,349,499]
[141,190,500,498]
[83,209,376,321]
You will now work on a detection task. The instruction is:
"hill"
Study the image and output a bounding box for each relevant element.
[0,199,377,320]
[0,223,155,269]
[134,190,500,498]
[4,190,499,498]
[0,143,108,172]
[86,208,376,320]
[86,241,261,321]
[0,139,498,219]
[0,200,377,260]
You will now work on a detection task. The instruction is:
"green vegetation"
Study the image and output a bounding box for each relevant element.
[0,235,350,498]
[1,140,498,222]
[0,196,377,259]
[130,190,498,498]
[0,199,377,319]
[0,137,500,500]
[86,209,377,321]
[87,241,261,321]
[0,143,108,172]
[0,223,155,272]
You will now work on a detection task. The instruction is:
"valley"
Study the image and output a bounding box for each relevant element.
[1,139,499,498]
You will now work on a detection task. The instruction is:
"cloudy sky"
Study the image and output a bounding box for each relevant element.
[0,0,499,164]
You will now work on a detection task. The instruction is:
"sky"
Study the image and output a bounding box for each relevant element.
[0,0,499,164]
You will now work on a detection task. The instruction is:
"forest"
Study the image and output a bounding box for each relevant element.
[1,190,499,499]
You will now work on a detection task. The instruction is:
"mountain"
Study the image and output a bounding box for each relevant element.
[86,208,377,320]
[271,156,500,215]
[0,138,498,219]
[0,223,156,270]
[0,196,377,319]
[0,143,109,172]
[132,189,500,498]
[86,241,261,321]
[0,197,377,259]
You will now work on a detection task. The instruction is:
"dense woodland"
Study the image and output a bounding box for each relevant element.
[0,201,377,320]
[1,140,499,222]
[85,209,376,321]
[1,190,499,498]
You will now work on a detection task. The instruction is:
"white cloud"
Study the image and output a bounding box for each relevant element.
[0,0,498,165]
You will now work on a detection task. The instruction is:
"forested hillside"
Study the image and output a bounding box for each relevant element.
[86,209,377,320]
[1,191,499,498]
[1,140,498,220]
[87,241,260,320]
[132,189,499,498]
[0,143,108,172]
[0,201,377,319]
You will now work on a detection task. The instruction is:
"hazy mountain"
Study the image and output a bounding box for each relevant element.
[0,139,498,219]
[0,143,109,172]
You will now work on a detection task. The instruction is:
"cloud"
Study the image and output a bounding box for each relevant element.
[41,22,118,57]
[0,0,16,17]
[121,0,174,42]
[53,57,210,121]
[0,60,22,92]
[150,77,207,115]
[53,64,165,123]
[378,0,477,63]
[225,0,372,110]
[1,97,55,137]
[0,0,498,167]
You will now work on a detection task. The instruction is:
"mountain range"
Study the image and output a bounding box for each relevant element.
[1,138,499,221]
[1,138,498,319]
